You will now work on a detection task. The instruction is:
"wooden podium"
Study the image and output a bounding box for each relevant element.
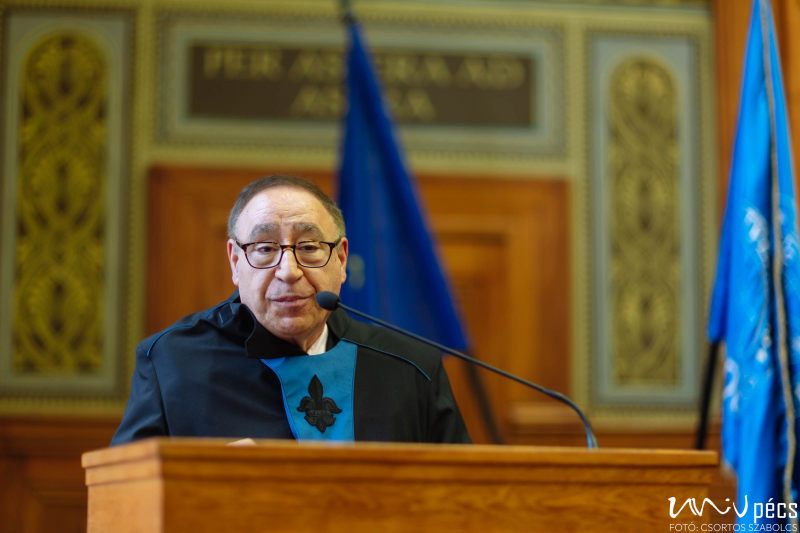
[82,439,717,532]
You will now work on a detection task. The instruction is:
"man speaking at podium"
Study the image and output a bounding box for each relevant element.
[112,175,471,445]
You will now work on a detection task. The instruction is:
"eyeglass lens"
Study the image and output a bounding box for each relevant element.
[246,242,332,268]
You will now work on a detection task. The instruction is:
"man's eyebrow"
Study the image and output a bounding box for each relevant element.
[247,222,327,241]
[247,224,279,241]
[293,222,325,240]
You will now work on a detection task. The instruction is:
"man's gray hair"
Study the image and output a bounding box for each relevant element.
[227,175,346,241]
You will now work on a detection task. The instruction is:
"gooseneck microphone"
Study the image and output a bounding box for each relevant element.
[316,291,598,448]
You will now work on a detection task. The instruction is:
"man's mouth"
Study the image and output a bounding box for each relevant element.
[271,295,311,306]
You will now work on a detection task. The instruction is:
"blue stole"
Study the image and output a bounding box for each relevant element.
[261,339,357,441]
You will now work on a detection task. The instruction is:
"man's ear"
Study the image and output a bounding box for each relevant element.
[337,238,348,285]
[227,239,240,286]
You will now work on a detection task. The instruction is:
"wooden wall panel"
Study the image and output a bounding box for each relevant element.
[146,167,569,444]
[427,178,570,442]
[0,417,119,533]
[16,459,87,533]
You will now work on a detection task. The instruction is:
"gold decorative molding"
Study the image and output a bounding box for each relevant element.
[584,22,715,416]
[13,33,107,375]
[610,58,679,385]
[0,7,133,411]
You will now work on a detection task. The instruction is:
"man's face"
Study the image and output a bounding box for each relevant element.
[226,187,348,350]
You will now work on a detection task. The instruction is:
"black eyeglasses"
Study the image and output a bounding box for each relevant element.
[236,238,342,269]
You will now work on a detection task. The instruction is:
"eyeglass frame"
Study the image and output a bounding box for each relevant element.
[235,237,344,269]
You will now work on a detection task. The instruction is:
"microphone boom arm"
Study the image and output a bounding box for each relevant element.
[329,297,598,448]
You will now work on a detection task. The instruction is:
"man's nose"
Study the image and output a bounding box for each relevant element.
[274,248,303,281]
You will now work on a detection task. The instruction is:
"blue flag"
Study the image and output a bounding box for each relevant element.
[708,0,800,523]
[336,22,468,350]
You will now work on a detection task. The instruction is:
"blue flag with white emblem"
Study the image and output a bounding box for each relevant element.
[336,21,468,350]
[708,0,800,523]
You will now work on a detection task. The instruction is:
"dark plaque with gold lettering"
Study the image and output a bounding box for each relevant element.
[189,43,534,127]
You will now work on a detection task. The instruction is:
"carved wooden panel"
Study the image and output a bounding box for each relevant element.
[147,166,570,444]
[425,178,570,443]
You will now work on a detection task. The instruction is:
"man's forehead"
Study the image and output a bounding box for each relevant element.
[247,222,324,241]
[238,187,336,237]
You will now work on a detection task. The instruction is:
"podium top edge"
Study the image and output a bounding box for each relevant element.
[81,437,718,469]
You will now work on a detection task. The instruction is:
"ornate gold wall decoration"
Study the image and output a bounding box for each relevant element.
[609,58,679,385]
[12,33,107,374]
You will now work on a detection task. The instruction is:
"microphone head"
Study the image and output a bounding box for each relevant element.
[315,291,341,311]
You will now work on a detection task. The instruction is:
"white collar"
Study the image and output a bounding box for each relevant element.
[306,323,329,356]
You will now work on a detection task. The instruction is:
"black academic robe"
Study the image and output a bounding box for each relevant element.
[111,291,471,445]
